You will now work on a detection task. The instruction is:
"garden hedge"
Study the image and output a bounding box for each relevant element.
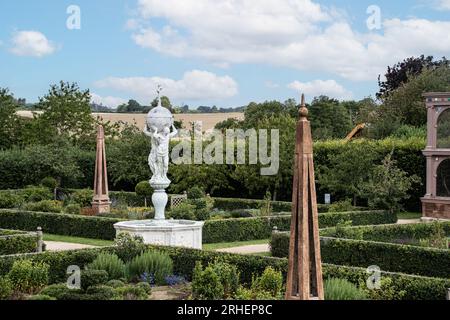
[0,209,396,243]
[0,244,448,300]
[270,231,450,278]
[0,209,121,240]
[320,221,450,243]
[0,229,38,255]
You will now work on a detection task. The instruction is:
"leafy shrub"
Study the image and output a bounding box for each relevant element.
[40,283,73,300]
[87,253,125,280]
[328,199,354,213]
[251,266,283,299]
[21,187,53,202]
[41,177,58,190]
[106,279,125,288]
[136,282,152,294]
[0,192,22,209]
[64,203,81,215]
[80,270,108,291]
[116,285,149,300]
[418,222,448,249]
[187,186,205,199]
[332,220,364,240]
[86,285,120,300]
[191,262,224,300]
[361,277,406,300]
[324,278,367,300]
[169,202,196,220]
[125,251,173,284]
[0,276,13,299]
[8,259,49,294]
[211,261,239,299]
[28,294,57,300]
[71,189,93,207]
[114,233,146,261]
[23,200,63,213]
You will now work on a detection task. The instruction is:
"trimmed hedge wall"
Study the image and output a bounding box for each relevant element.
[0,209,396,243]
[0,209,121,240]
[320,221,450,243]
[0,245,448,300]
[204,210,396,243]
[0,229,37,255]
[270,231,450,278]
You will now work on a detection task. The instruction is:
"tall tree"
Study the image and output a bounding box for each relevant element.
[0,88,22,149]
[377,55,448,99]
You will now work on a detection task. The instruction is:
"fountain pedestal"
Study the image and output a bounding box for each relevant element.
[113,219,204,249]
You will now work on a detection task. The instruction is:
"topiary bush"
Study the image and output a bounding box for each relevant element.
[8,259,49,294]
[40,177,58,190]
[0,230,38,255]
[39,283,74,300]
[28,294,57,300]
[135,181,153,207]
[136,282,152,295]
[86,285,120,300]
[87,253,125,280]
[106,279,125,288]
[125,251,173,284]
[324,278,367,300]
[20,187,53,203]
[80,270,108,291]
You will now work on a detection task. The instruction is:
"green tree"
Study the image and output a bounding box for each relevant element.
[364,152,421,212]
[35,81,96,144]
[151,96,172,111]
[135,181,153,207]
[0,88,22,149]
[309,96,353,140]
[318,142,377,206]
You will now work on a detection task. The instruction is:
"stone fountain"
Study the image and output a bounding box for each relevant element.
[114,88,204,249]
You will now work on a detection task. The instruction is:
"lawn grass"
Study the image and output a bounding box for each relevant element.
[397,212,422,220]
[43,234,114,247]
[203,239,269,251]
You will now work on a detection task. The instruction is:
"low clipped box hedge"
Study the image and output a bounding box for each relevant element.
[0,245,448,300]
[0,209,121,240]
[270,223,450,278]
[204,210,396,243]
[0,209,396,243]
[0,229,38,255]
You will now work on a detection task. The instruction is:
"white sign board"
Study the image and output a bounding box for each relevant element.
[324,194,331,205]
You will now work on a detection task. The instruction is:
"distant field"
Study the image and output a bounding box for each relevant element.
[17,111,245,131]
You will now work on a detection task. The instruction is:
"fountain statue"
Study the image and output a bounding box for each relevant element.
[113,86,204,249]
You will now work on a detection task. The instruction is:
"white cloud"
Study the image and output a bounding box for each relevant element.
[9,30,56,57]
[94,70,238,102]
[91,93,127,108]
[129,0,450,81]
[265,81,280,89]
[288,79,353,100]
[436,0,450,10]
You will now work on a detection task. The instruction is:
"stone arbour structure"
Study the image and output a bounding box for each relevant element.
[285,94,324,300]
[92,125,111,214]
[422,92,450,219]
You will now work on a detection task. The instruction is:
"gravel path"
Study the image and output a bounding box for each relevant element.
[216,244,270,254]
[44,241,98,251]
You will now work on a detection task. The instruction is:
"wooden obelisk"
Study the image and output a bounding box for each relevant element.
[285,94,324,300]
[92,125,111,214]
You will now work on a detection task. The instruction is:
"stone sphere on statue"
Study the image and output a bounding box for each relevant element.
[146,105,173,132]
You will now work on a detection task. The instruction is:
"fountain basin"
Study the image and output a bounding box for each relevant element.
[113,219,204,249]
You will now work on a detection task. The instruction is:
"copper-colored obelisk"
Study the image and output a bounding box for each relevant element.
[285,94,324,300]
[92,125,111,214]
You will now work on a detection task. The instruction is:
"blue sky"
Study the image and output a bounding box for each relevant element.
[1,0,450,108]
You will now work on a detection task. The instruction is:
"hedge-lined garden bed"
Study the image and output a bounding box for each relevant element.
[0,244,448,300]
[0,229,38,255]
[270,223,450,278]
[0,209,397,243]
